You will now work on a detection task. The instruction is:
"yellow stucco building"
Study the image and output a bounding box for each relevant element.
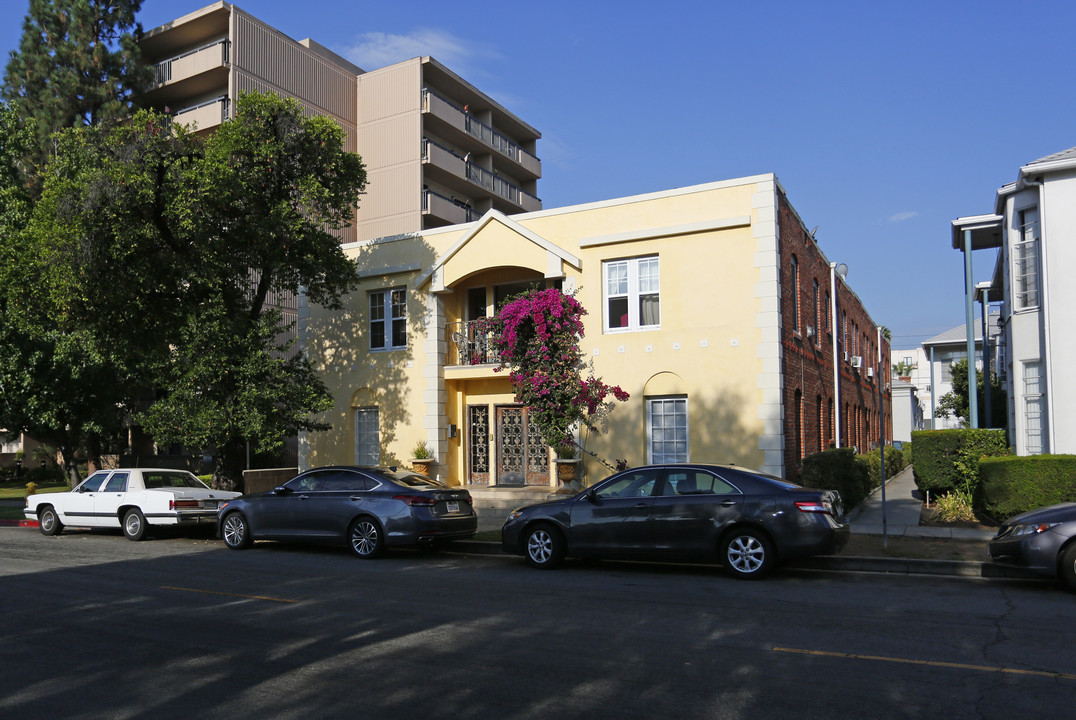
[301,173,888,486]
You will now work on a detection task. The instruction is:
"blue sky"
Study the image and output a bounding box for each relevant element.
[3,0,1073,349]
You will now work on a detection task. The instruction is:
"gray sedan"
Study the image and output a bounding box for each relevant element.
[218,466,477,558]
[989,502,1076,589]
[501,463,849,578]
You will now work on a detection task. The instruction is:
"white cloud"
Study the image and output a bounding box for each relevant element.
[341,29,498,76]
[888,211,919,223]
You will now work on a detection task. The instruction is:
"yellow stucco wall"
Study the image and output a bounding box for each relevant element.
[304,176,774,484]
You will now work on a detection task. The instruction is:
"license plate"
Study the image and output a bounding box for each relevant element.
[446,501,459,513]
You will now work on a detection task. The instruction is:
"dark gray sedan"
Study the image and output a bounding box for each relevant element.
[501,463,849,578]
[218,466,477,558]
[989,502,1076,589]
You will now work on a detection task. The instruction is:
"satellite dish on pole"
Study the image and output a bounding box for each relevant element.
[836,263,849,280]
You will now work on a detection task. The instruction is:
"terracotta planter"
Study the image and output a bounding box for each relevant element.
[411,459,434,477]
[554,459,580,484]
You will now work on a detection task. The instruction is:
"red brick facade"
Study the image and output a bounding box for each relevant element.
[777,191,891,479]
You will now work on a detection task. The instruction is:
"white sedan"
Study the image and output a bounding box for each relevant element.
[24,468,241,541]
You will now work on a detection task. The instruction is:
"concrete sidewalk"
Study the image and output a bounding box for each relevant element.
[849,465,996,541]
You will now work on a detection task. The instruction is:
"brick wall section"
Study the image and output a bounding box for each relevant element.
[776,191,891,479]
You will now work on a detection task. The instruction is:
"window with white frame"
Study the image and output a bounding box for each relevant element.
[647,396,688,463]
[604,256,660,332]
[1023,362,1046,454]
[370,287,407,350]
[1014,208,1041,310]
[354,407,380,465]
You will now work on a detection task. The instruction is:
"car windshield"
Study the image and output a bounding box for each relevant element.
[143,472,208,489]
[370,468,446,489]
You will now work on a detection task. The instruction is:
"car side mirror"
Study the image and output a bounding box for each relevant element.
[273,485,292,495]
[586,490,599,504]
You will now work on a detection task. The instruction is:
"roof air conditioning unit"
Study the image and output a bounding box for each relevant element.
[851,355,863,369]
[867,367,874,378]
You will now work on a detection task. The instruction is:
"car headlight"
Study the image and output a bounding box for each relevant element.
[1011,522,1060,536]
[507,510,526,522]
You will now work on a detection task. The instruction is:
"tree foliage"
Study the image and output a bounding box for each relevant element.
[3,0,149,182]
[22,92,367,489]
[934,357,1007,428]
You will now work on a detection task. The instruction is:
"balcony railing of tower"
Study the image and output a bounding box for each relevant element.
[421,138,538,209]
[446,320,502,366]
[152,39,231,85]
[422,189,479,223]
[172,95,231,124]
[421,88,539,168]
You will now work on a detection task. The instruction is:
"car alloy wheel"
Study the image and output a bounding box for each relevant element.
[123,509,147,541]
[722,529,773,579]
[524,523,565,569]
[39,507,63,536]
[222,512,251,549]
[350,517,384,559]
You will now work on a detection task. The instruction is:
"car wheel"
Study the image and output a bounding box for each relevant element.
[123,509,148,541]
[524,523,565,569]
[1060,543,1076,591]
[39,506,63,536]
[721,528,774,579]
[349,517,384,559]
[221,512,251,550]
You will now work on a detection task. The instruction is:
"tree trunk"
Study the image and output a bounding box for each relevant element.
[212,438,247,493]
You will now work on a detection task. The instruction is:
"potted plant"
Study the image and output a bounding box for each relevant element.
[553,442,581,485]
[411,441,434,477]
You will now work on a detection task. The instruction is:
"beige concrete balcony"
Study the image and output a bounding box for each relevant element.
[153,39,229,86]
[173,96,230,132]
[423,190,478,226]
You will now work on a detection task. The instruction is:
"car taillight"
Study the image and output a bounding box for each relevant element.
[795,500,834,515]
[393,494,437,507]
[171,499,199,510]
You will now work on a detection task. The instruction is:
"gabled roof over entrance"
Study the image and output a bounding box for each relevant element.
[415,210,582,292]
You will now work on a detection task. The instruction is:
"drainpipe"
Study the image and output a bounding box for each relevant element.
[963,229,979,428]
[830,263,841,447]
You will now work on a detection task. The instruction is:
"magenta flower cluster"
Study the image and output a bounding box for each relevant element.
[480,288,629,448]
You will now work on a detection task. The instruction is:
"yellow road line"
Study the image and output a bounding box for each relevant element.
[161,586,298,604]
[773,647,1076,681]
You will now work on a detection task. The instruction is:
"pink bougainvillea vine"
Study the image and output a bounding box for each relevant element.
[476,288,629,449]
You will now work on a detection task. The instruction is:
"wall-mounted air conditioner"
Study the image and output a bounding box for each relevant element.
[867,367,874,378]
[805,325,815,338]
[851,355,863,369]
[843,351,849,362]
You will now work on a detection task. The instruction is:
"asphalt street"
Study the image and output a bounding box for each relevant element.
[2,527,1074,720]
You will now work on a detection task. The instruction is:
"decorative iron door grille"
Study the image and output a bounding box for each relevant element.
[496,406,549,486]
[468,405,490,485]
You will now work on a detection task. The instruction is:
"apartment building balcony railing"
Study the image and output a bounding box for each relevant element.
[421,88,541,177]
[173,96,230,131]
[447,320,502,366]
[422,138,539,212]
[423,189,479,225]
[152,39,230,86]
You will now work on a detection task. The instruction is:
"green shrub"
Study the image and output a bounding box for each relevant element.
[933,490,976,522]
[911,429,1009,497]
[900,441,913,465]
[800,448,872,509]
[978,455,1076,520]
[856,447,905,488]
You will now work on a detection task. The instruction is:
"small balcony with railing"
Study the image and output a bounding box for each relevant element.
[173,95,230,133]
[423,189,479,226]
[446,320,502,369]
[421,88,541,179]
[153,39,230,86]
[422,138,541,214]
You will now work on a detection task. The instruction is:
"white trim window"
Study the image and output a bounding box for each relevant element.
[1023,362,1046,454]
[370,287,407,350]
[354,407,380,465]
[604,256,660,332]
[647,396,688,463]
[1013,208,1041,310]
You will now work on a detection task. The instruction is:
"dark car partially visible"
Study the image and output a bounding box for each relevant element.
[989,502,1076,589]
[501,463,849,578]
[218,466,477,558]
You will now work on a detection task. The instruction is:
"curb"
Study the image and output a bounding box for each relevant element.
[444,540,1049,582]
[0,519,39,528]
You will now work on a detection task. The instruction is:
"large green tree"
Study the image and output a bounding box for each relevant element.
[3,0,149,180]
[935,357,1007,429]
[29,92,367,489]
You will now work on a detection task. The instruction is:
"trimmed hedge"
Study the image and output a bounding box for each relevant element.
[857,447,905,487]
[911,429,1009,496]
[979,455,1076,519]
[800,448,872,509]
[900,441,913,466]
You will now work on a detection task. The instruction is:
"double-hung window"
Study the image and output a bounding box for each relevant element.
[370,288,407,350]
[1014,208,1041,310]
[354,407,380,465]
[647,397,688,463]
[604,256,660,332]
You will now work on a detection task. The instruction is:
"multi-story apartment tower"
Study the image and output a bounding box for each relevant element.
[138,2,542,245]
